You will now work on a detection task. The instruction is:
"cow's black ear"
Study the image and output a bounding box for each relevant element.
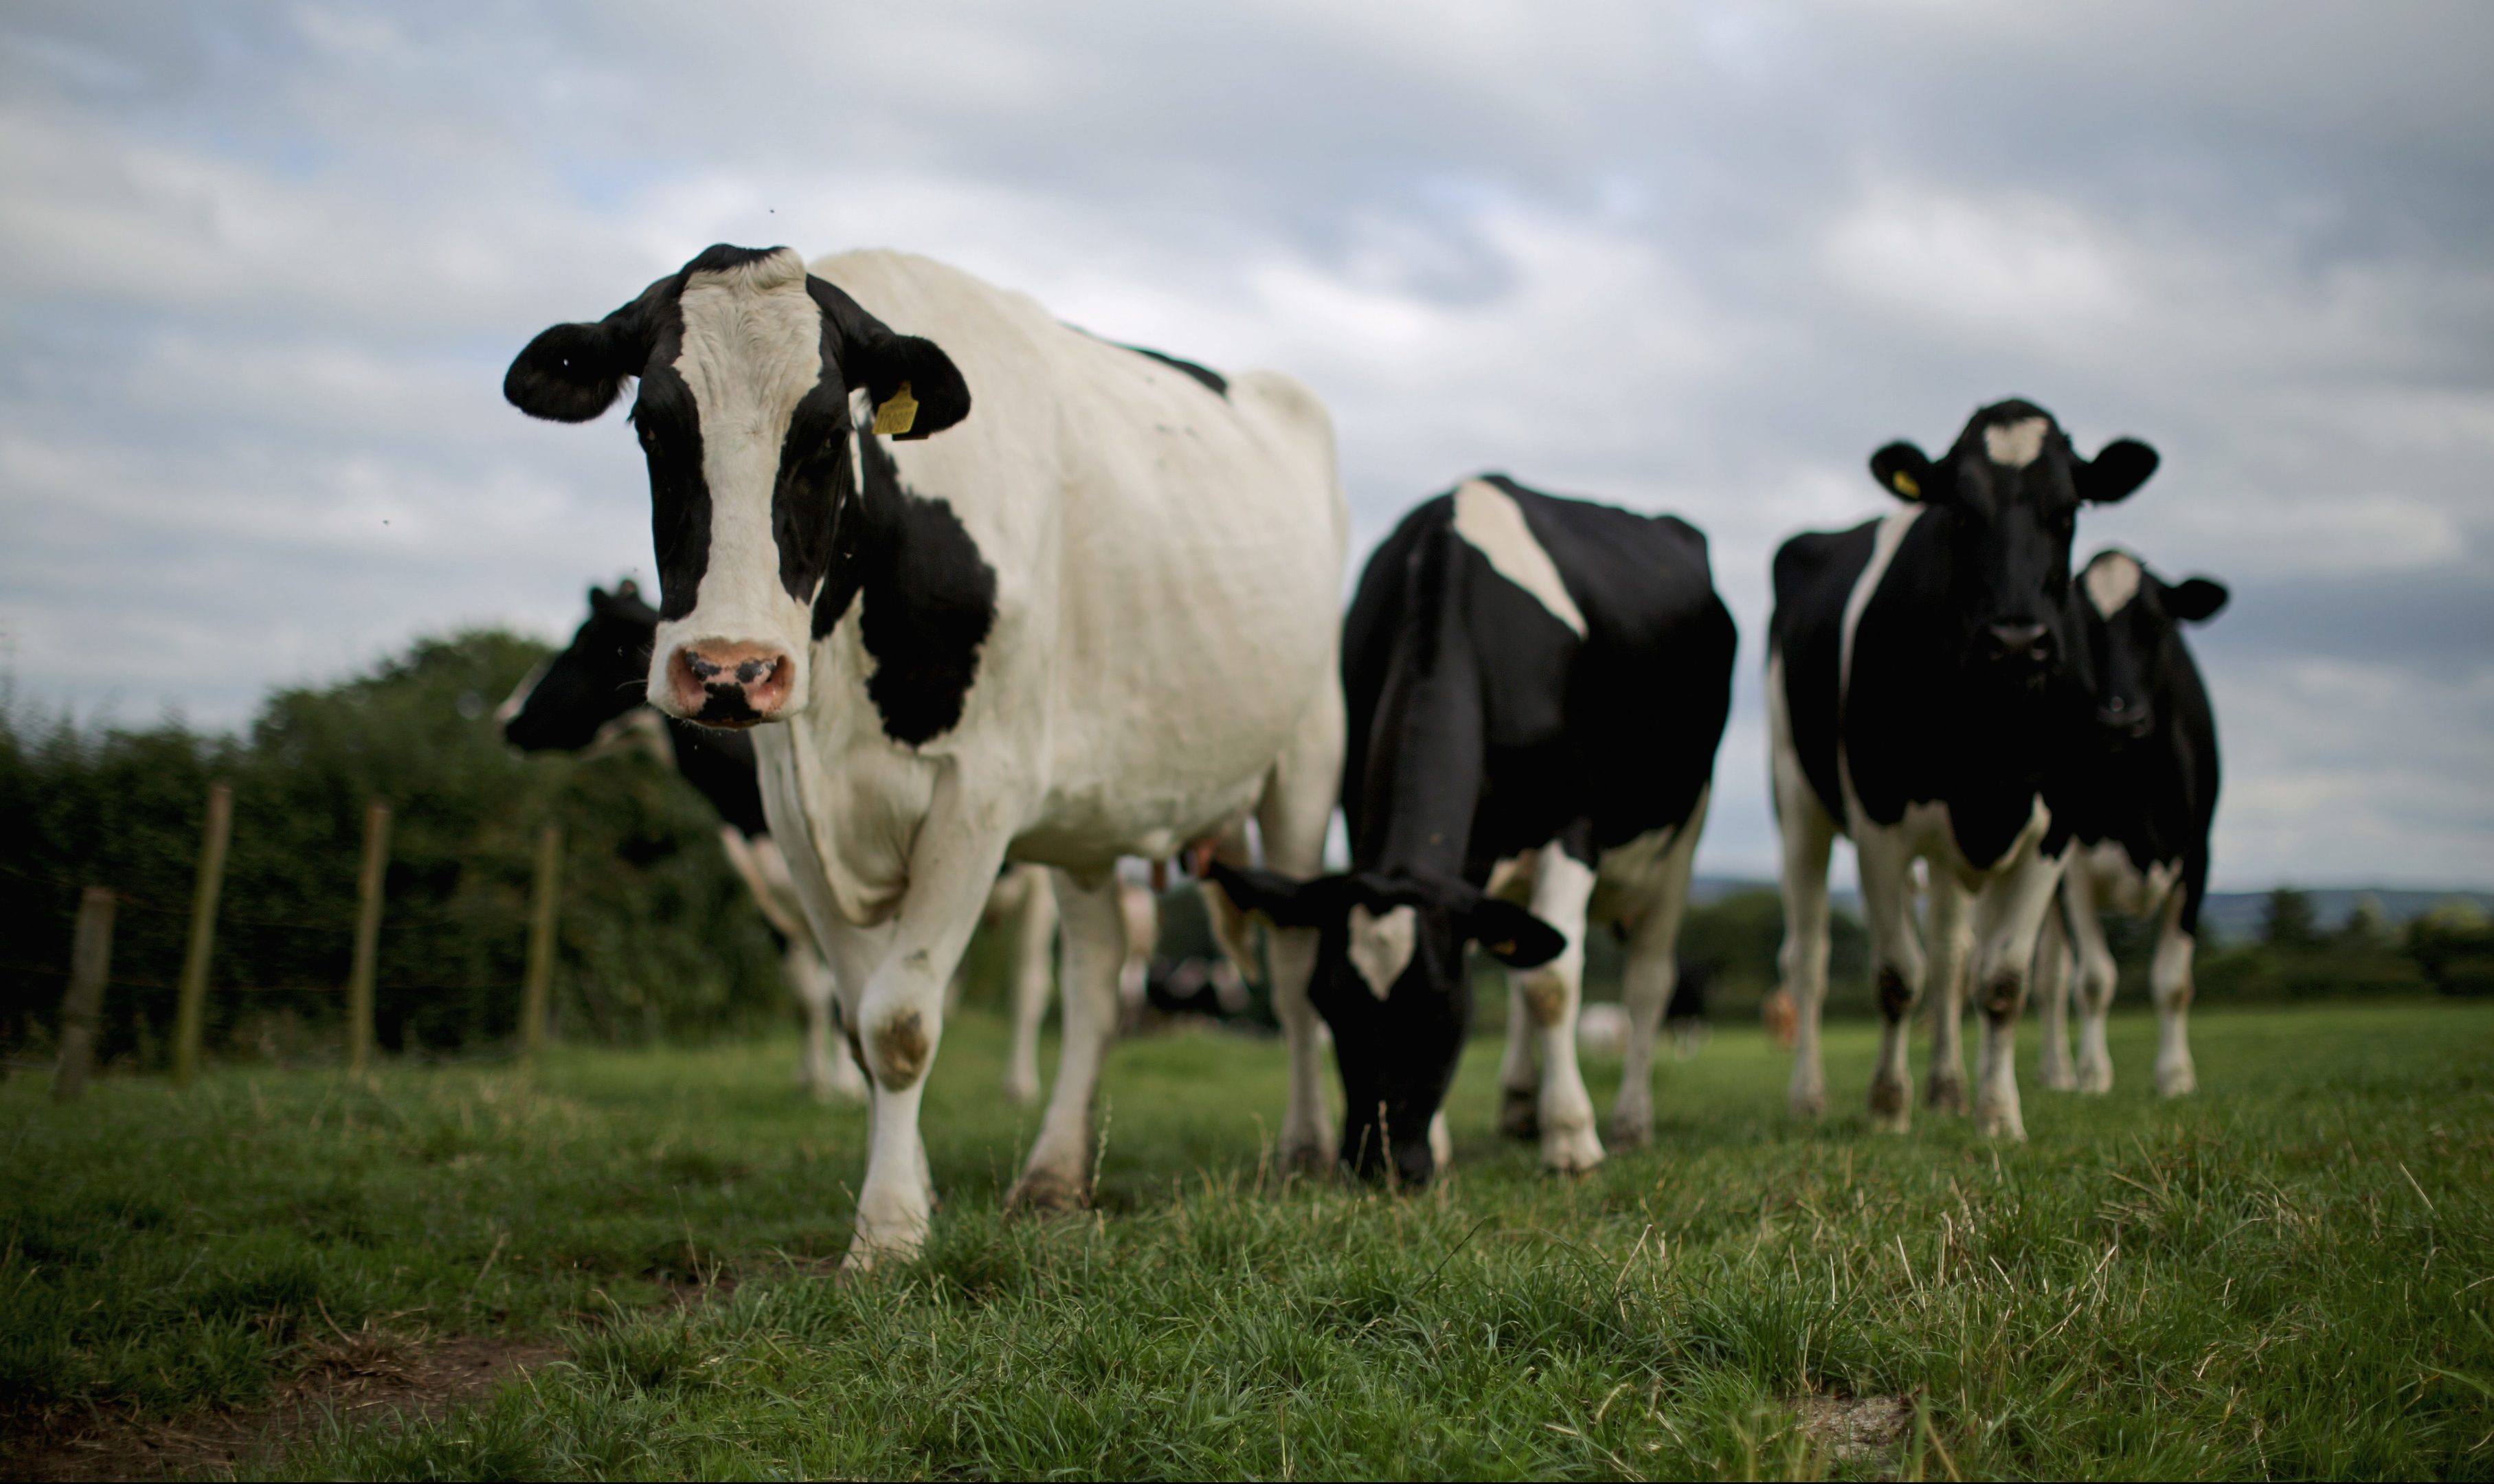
[2166,576,2229,623]
[505,299,654,423]
[1203,859,1340,930]
[2079,438,2159,505]
[1869,442,1934,502]
[1467,899,1566,969]
[809,276,972,440]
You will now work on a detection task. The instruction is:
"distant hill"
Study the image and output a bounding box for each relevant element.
[1689,877,2493,948]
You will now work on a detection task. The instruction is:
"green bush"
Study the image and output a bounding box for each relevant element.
[0,631,785,1068]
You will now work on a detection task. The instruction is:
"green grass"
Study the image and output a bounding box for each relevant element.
[6,1002,2492,1479]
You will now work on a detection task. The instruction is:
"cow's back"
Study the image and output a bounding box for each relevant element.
[809,250,1347,857]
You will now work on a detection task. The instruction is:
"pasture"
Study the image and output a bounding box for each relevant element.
[6,1000,2491,1480]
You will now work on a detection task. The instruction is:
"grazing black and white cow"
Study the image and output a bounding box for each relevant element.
[1211,476,1734,1186]
[1769,399,2161,1138]
[2036,549,2227,1098]
[506,246,1345,1262]
[496,579,1068,1105]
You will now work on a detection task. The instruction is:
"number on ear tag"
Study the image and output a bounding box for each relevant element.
[872,382,918,436]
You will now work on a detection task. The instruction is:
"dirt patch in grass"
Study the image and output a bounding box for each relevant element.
[1793,1391,1916,1470]
[3,1332,566,1482]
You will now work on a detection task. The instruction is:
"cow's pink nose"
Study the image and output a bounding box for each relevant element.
[668,641,793,726]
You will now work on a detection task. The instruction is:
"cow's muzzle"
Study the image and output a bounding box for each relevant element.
[666,640,794,727]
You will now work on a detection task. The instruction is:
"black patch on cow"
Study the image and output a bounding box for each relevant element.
[813,431,998,747]
[1301,474,1737,1181]
[1876,965,1912,1022]
[1123,345,1228,397]
[499,583,658,752]
[1768,521,1876,826]
[2052,550,2226,934]
[683,243,792,276]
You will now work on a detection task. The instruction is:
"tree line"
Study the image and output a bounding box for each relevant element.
[7,627,2486,1074]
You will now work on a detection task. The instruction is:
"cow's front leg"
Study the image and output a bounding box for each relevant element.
[1923,873,1973,1114]
[2063,859,2117,1094]
[1257,693,1344,1176]
[1498,968,1542,1140]
[1854,829,1928,1133]
[1009,866,1125,1210]
[2150,891,2198,1097]
[2034,897,2076,1090]
[1968,842,2064,1141]
[845,824,1009,1269]
[790,945,865,1102]
[1002,866,1057,1106]
[1610,797,1705,1149]
[1768,668,1838,1121]
[1518,843,1602,1173]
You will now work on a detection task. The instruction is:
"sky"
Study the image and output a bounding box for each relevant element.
[1,1,2488,889]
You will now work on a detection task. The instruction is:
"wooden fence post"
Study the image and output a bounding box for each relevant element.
[521,822,562,1062]
[53,887,115,1103]
[346,801,390,1076]
[172,780,234,1089]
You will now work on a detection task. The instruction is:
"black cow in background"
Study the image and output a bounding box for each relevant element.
[498,581,866,1101]
[2037,548,2227,1098]
[1214,475,1734,1186]
[1769,399,2161,1139]
[498,582,1066,1105]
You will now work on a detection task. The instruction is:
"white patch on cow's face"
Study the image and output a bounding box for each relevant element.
[1347,902,1417,1000]
[1450,480,1586,638]
[1984,416,2050,469]
[2083,551,2143,617]
[647,247,825,711]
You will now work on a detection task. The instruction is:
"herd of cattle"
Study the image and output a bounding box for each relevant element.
[498,245,2229,1263]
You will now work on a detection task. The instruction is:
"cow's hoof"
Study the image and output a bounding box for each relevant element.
[1605,1109,1654,1149]
[1924,1074,1968,1115]
[1500,1087,1540,1140]
[1005,1169,1089,1214]
[1002,1075,1040,1106]
[2155,1065,2197,1098]
[1788,1075,1827,1121]
[2077,1068,2113,1096]
[1974,1102,2026,1141]
[1867,1077,1911,1133]
[1278,1137,1332,1180]
[2039,1064,2076,1092]
[1540,1126,1606,1175]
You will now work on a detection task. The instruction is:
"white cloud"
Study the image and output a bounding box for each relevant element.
[0,0,2487,888]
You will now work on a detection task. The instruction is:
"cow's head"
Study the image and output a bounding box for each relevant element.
[504,246,971,727]
[1869,399,2158,692]
[2074,548,2227,746]
[497,580,659,752]
[1206,860,1563,1187]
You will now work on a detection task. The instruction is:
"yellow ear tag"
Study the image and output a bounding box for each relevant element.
[1488,940,1517,956]
[871,381,918,436]
[1891,470,1921,499]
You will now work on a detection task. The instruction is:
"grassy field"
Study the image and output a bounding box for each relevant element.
[5,1000,2491,1479]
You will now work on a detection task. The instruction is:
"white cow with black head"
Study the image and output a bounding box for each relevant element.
[506,245,1347,1263]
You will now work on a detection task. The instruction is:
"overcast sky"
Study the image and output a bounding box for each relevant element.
[2,1,2488,888]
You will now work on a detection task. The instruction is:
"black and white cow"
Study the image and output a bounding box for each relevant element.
[1212,476,1734,1186]
[497,579,865,1101]
[506,246,1345,1263]
[2036,548,2227,1098]
[495,579,1068,1105]
[1768,399,2161,1138]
